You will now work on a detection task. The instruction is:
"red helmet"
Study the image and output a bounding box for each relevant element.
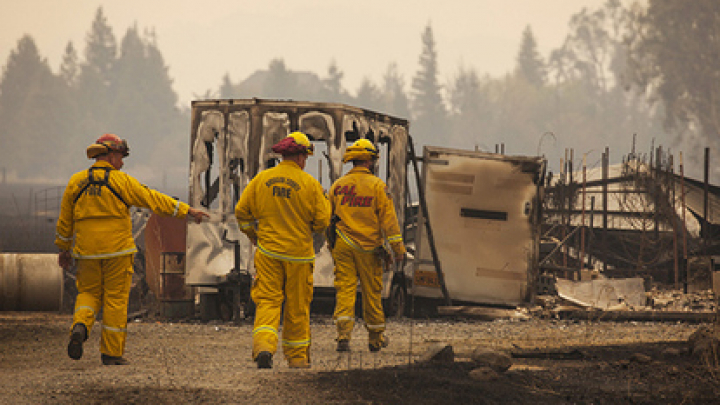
[271,132,314,156]
[86,134,130,159]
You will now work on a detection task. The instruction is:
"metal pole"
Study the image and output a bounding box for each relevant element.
[563,151,568,268]
[580,154,587,271]
[670,155,678,289]
[602,148,608,272]
[703,147,711,290]
[408,137,452,306]
[680,152,688,289]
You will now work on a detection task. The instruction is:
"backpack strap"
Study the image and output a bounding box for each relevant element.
[73,167,130,207]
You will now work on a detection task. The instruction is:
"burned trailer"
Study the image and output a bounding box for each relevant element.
[406,146,546,312]
[185,99,410,320]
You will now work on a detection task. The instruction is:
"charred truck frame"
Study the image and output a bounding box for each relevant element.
[186,99,410,320]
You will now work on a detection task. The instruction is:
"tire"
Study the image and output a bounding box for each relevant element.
[386,283,407,318]
[218,298,234,322]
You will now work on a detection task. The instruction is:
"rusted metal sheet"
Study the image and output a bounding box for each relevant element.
[144,214,193,301]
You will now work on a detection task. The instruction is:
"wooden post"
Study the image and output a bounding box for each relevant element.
[602,148,608,272]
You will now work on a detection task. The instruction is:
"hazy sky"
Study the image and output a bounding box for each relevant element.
[2,0,613,106]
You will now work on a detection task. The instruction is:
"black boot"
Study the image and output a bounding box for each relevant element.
[67,323,87,360]
[369,335,389,353]
[101,354,129,366]
[336,339,350,352]
[255,351,273,369]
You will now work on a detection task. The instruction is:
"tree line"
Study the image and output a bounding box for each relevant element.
[1,0,717,190]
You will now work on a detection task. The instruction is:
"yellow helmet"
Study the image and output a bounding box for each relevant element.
[343,139,379,163]
[272,131,314,156]
[86,134,130,159]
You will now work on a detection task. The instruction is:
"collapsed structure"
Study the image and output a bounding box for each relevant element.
[541,145,720,301]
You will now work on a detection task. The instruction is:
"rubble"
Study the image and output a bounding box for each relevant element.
[470,347,513,372]
[689,325,720,367]
[529,276,718,324]
[417,343,454,364]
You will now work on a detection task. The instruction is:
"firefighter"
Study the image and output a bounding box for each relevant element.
[329,138,406,352]
[235,132,331,369]
[56,134,209,365]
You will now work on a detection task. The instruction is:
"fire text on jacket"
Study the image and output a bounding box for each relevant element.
[267,176,300,199]
[334,185,374,207]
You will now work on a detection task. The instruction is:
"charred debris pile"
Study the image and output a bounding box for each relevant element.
[539,144,719,318]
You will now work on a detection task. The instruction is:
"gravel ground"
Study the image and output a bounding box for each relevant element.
[1,311,719,404]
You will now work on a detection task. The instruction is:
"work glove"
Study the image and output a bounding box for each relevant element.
[59,251,73,269]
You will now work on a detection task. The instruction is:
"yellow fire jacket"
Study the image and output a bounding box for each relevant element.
[329,167,406,256]
[235,160,331,262]
[55,161,190,259]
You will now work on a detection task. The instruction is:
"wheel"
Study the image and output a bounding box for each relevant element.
[218,298,234,322]
[386,283,407,318]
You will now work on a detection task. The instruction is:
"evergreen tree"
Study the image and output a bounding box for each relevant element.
[56,41,83,174]
[60,42,79,85]
[354,77,383,111]
[85,7,117,80]
[411,23,447,147]
[76,7,117,137]
[515,26,546,87]
[0,35,65,179]
[448,66,491,149]
[322,60,346,103]
[219,73,236,98]
[110,25,181,165]
[381,63,411,119]
[264,58,297,99]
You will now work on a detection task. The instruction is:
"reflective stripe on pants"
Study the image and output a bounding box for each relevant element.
[251,250,314,363]
[331,237,385,342]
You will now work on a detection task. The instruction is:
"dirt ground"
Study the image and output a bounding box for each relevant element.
[1,310,719,405]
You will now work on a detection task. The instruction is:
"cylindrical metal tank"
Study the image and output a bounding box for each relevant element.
[0,253,64,311]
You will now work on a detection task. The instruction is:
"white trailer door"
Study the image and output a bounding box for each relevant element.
[412,146,543,306]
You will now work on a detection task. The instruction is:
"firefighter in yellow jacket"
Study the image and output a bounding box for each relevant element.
[55,134,208,365]
[329,139,406,352]
[235,132,330,369]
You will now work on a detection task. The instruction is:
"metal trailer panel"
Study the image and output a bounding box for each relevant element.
[411,146,544,306]
[0,253,64,311]
[185,99,409,294]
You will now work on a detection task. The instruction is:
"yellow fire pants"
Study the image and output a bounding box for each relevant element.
[251,250,314,364]
[332,237,385,346]
[71,254,133,358]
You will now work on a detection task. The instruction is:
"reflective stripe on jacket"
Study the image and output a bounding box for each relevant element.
[234,160,331,262]
[55,161,190,258]
[329,167,406,256]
